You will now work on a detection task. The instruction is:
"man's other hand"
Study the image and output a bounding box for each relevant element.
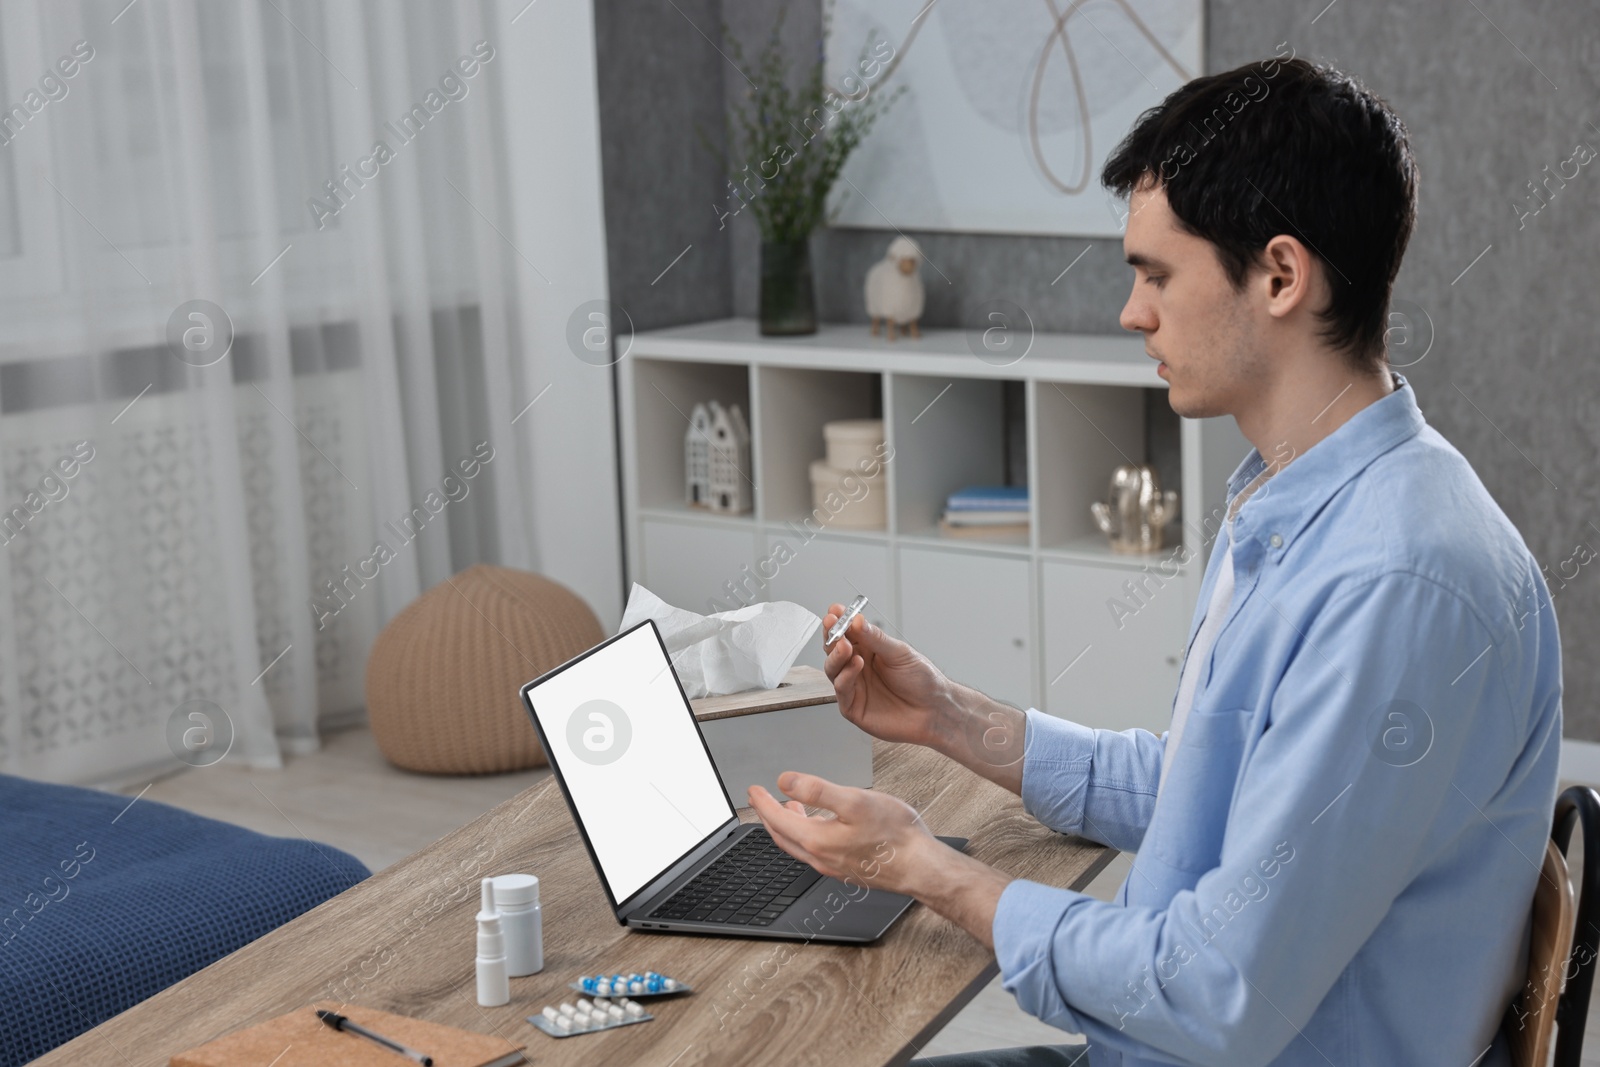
[747,770,939,896]
[822,602,951,749]
[747,770,1014,948]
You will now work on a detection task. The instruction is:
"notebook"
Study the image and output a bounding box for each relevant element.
[169,1002,525,1067]
[945,485,1029,511]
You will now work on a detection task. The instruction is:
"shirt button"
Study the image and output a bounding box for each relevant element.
[1269,533,1283,548]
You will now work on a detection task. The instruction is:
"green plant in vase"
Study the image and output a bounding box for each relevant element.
[702,0,906,335]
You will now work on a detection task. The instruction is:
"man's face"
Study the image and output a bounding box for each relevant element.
[1118,180,1265,420]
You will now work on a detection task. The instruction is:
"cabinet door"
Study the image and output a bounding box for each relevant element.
[762,534,891,673]
[641,520,760,615]
[897,546,1033,709]
[1041,559,1187,734]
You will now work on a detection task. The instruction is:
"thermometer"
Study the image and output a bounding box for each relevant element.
[825,595,869,646]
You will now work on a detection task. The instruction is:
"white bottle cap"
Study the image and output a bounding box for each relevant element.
[491,873,540,907]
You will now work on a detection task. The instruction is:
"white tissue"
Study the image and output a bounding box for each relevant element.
[618,583,821,699]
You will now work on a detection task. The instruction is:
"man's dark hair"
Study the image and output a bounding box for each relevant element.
[1101,55,1417,374]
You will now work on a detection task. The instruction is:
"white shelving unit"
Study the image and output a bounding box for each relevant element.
[618,318,1249,735]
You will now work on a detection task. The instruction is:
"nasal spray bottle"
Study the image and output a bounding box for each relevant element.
[475,877,510,1007]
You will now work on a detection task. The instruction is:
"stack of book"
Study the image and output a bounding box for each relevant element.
[938,485,1029,539]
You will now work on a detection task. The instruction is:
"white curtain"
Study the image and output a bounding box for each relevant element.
[0,0,618,785]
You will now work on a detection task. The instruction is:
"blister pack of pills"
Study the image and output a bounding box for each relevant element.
[571,971,691,998]
[528,996,652,1038]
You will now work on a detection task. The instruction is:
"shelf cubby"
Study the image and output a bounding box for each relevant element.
[1032,380,1186,562]
[631,358,754,518]
[889,373,1028,548]
[755,366,882,529]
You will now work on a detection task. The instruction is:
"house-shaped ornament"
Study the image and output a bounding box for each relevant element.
[685,402,713,506]
[708,402,751,513]
[683,399,750,513]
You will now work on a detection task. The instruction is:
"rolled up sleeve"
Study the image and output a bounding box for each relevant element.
[1018,707,1164,852]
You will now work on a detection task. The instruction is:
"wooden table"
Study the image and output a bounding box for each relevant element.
[41,678,1113,1067]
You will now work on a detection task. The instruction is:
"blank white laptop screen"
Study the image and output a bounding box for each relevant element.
[524,622,735,904]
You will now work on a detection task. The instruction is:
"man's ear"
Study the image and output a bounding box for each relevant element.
[1259,234,1321,320]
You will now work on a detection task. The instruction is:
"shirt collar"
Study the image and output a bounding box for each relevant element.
[1223,370,1425,552]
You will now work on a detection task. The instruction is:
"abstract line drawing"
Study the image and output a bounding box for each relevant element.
[825,0,1202,237]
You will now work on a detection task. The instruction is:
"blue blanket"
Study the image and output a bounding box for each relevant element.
[0,774,368,1064]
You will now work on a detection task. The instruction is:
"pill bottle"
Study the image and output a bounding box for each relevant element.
[491,873,543,976]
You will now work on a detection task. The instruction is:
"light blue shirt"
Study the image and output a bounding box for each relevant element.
[992,372,1562,1066]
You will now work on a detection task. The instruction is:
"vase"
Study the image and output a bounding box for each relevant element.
[759,237,817,336]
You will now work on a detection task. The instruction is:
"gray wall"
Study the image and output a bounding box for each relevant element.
[593,0,732,330]
[595,0,1600,739]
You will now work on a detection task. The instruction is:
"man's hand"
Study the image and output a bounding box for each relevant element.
[747,771,1015,948]
[747,770,934,894]
[822,602,952,749]
[822,604,1028,794]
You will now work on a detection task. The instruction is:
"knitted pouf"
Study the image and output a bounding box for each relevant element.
[365,564,605,774]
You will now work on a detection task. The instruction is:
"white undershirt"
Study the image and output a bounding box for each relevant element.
[1158,515,1236,795]
[1158,462,1277,795]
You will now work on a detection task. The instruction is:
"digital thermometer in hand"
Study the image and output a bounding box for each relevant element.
[825,595,869,646]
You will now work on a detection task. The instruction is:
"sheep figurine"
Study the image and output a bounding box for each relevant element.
[865,236,925,341]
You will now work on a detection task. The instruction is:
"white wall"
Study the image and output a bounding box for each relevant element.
[496,0,623,631]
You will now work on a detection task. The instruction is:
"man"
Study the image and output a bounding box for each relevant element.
[747,56,1562,1066]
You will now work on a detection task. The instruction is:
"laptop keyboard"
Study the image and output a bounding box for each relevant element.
[648,828,822,926]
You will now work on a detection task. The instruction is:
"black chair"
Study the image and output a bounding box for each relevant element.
[1551,785,1600,1066]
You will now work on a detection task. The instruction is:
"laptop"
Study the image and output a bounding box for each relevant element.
[519,618,965,942]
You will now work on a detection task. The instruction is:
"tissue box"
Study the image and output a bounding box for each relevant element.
[689,665,872,803]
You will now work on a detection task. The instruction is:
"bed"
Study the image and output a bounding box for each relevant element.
[0,774,368,1065]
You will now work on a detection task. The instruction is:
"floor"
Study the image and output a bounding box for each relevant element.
[130,723,549,873]
[122,725,1595,1062]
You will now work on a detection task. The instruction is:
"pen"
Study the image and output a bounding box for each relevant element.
[317,1009,434,1066]
[826,594,869,646]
